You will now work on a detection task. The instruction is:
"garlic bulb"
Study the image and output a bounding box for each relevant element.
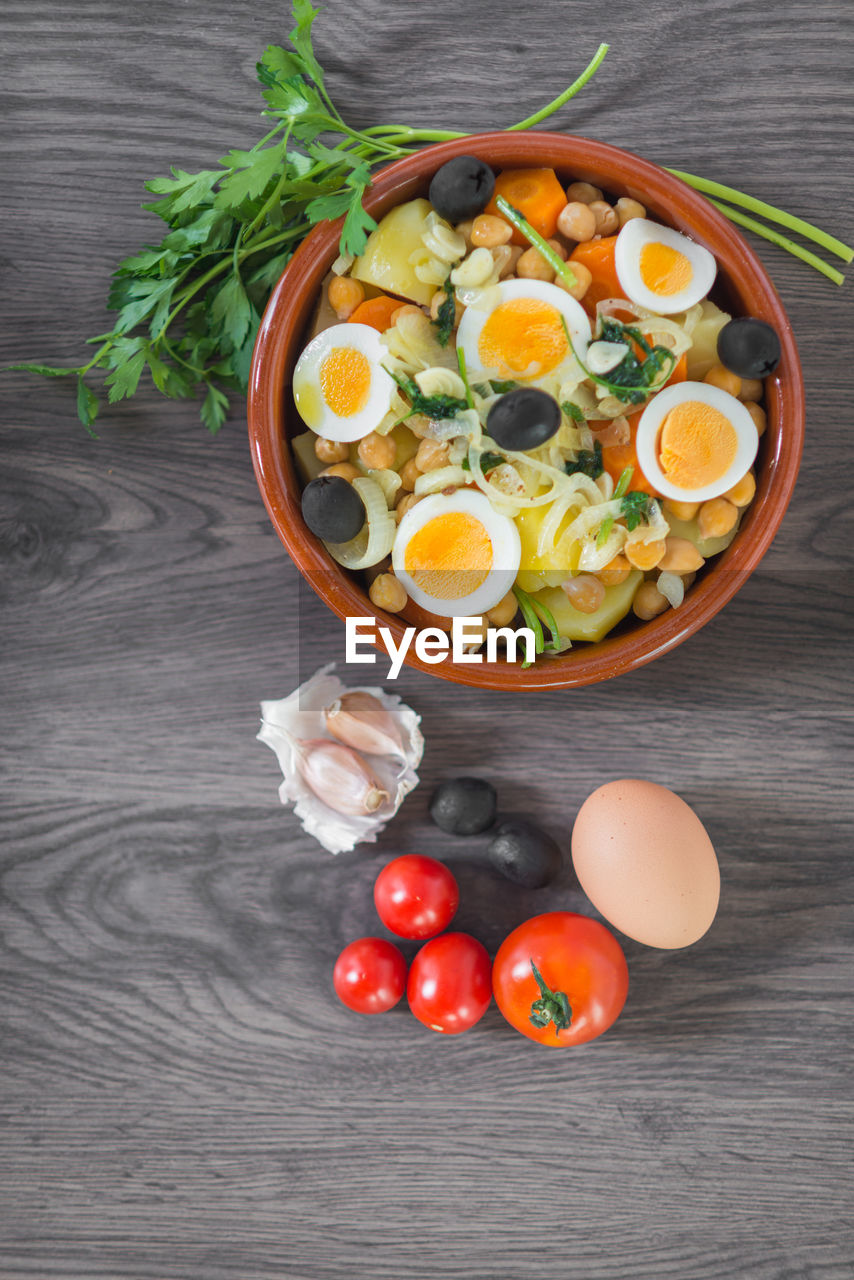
[324,690,405,759]
[297,739,389,816]
[257,664,424,854]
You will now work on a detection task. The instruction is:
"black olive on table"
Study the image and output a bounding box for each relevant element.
[486,388,562,451]
[301,474,366,543]
[429,777,497,836]
[428,156,496,223]
[487,817,563,889]
[716,317,782,379]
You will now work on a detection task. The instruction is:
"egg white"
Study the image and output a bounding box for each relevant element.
[456,278,591,388]
[392,489,521,618]
[615,218,717,315]
[635,381,759,503]
[292,322,396,443]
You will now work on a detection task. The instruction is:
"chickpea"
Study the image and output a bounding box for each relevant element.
[314,436,349,464]
[415,438,450,472]
[398,457,422,492]
[516,246,555,282]
[615,197,646,226]
[698,497,738,540]
[429,289,463,327]
[566,181,603,205]
[724,470,756,507]
[597,553,631,587]
[745,401,767,437]
[588,200,619,236]
[703,363,742,397]
[497,244,524,279]
[562,573,606,614]
[556,201,597,242]
[471,214,513,248]
[547,237,568,261]
[738,377,763,403]
[327,275,365,320]
[625,538,666,571]
[662,498,700,522]
[390,303,424,327]
[555,260,592,302]
[358,432,396,471]
[633,580,670,620]
[369,572,408,613]
[486,590,519,627]
[395,492,422,523]
[320,462,360,482]
[658,536,705,573]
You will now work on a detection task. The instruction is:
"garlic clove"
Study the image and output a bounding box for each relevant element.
[296,738,390,816]
[323,690,405,760]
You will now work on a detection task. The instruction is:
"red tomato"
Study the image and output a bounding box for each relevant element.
[492,912,628,1046]
[407,933,492,1035]
[374,854,459,940]
[333,937,407,1014]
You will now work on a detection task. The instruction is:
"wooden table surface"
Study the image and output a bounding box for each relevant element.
[3,2,853,1277]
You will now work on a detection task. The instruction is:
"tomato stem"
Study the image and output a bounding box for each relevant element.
[529,960,572,1035]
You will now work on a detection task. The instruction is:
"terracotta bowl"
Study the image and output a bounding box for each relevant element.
[248,133,804,690]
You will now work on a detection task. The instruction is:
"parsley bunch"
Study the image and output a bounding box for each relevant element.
[7,1,609,434]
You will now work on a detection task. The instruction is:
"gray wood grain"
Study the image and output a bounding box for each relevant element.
[2,1,853,1278]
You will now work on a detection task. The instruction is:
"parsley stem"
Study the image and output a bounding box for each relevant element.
[359,125,466,144]
[240,128,293,244]
[707,199,846,286]
[495,195,577,289]
[456,347,475,408]
[666,168,853,264]
[508,43,609,130]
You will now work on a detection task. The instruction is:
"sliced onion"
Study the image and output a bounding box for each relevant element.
[591,416,630,446]
[413,465,469,495]
[324,477,396,570]
[657,571,685,608]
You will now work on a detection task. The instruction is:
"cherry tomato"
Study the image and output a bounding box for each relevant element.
[333,937,407,1014]
[373,854,459,940]
[407,932,492,1035]
[492,912,628,1046]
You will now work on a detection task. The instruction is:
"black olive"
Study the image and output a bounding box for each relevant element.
[429,777,497,836]
[716,318,782,379]
[301,474,366,543]
[428,156,496,224]
[487,817,563,889]
[486,388,562,451]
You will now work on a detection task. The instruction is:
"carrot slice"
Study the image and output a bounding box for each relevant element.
[347,294,403,332]
[569,235,627,316]
[600,354,688,496]
[485,168,568,247]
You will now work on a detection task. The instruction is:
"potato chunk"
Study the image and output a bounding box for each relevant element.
[351,198,436,306]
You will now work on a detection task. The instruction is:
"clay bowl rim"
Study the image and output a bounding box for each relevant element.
[248,131,804,692]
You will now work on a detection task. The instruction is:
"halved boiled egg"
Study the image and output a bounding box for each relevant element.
[392,489,521,618]
[635,381,759,503]
[615,218,716,315]
[456,278,591,386]
[292,322,396,442]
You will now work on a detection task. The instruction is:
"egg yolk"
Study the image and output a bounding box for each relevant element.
[640,242,694,297]
[478,298,568,378]
[319,347,372,417]
[403,512,493,600]
[658,401,738,490]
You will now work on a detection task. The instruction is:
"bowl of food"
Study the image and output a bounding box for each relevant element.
[248,132,804,690]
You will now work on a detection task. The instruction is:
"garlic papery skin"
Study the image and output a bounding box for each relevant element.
[258,664,424,854]
[324,690,405,759]
[297,739,389,816]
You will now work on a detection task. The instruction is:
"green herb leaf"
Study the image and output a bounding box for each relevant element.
[433,274,456,347]
[561,400,585,422]
[621,489,656,531]
[566,439,603,479]
[201,382,230,434]
[389,369,469,421]
[76,376,100,432]
[461,450,506,473]
[214,145,285,212]
[210,274,252,352]
[489,379,520,394]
